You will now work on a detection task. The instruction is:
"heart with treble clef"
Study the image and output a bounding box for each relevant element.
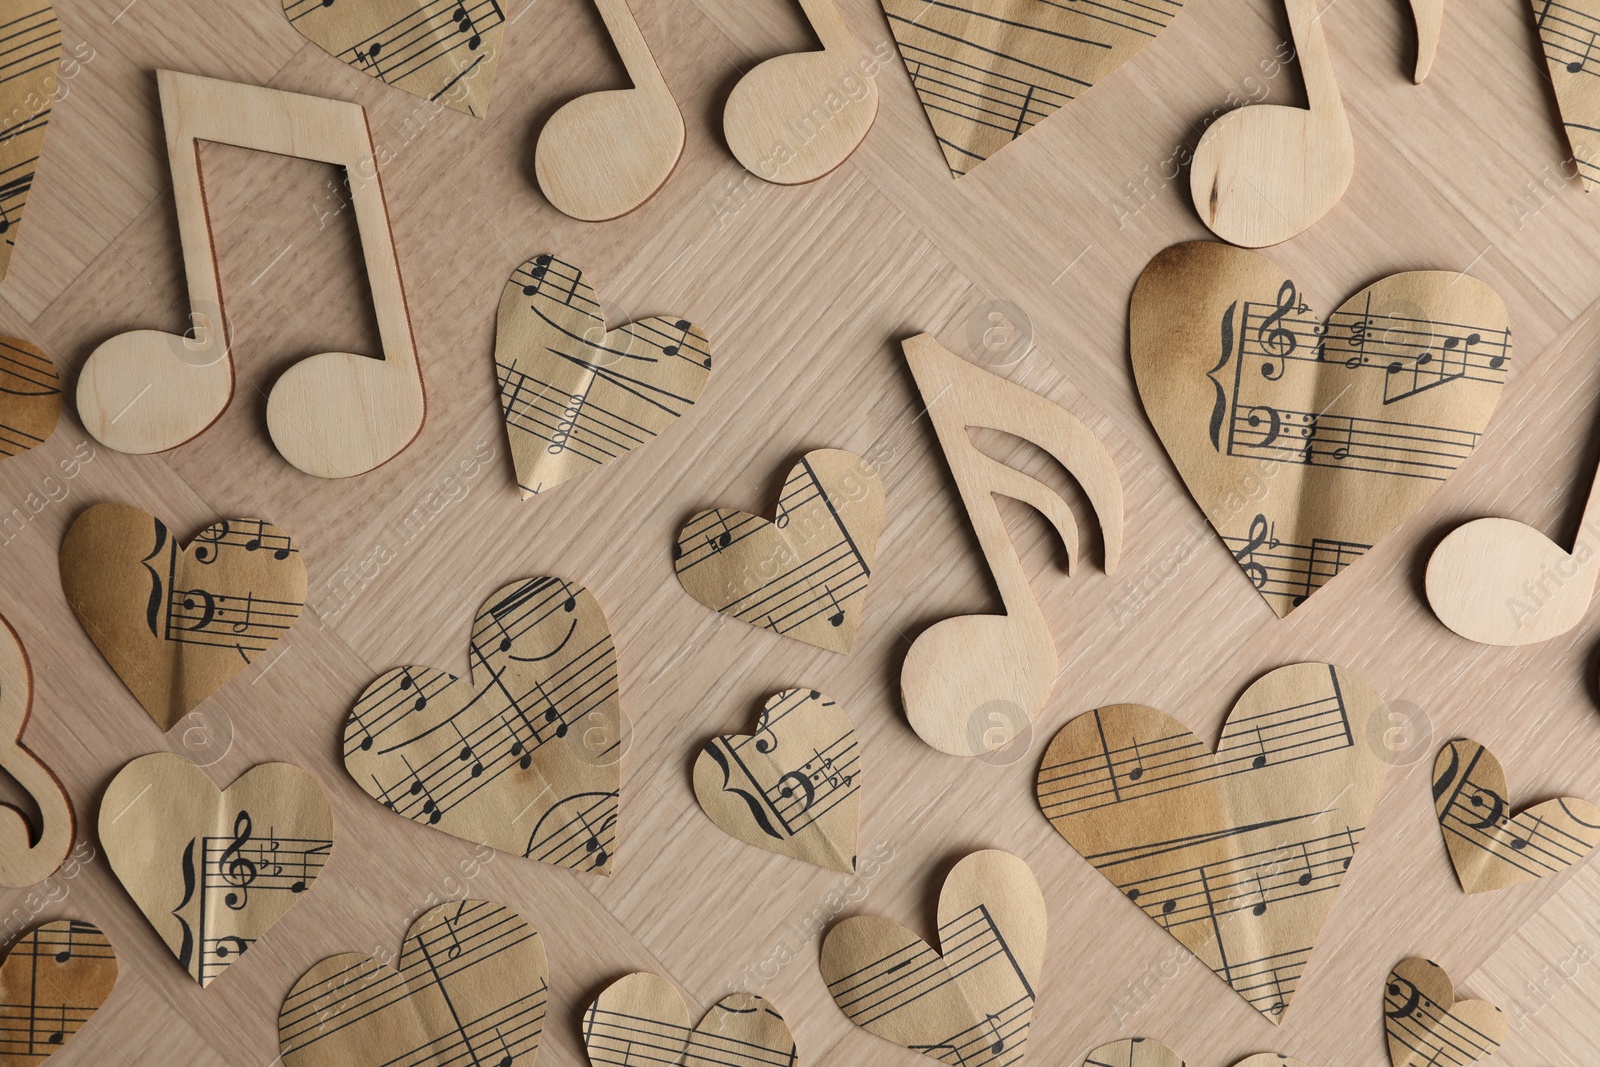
[583,973,795,1067]
[1383,958,1505,1067]
[693,688,860,872]
[99,752,334,987]
[1130,241,1512,615]
[344,576,621,874]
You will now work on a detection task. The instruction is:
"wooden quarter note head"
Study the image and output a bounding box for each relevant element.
[1426,515,1600,644]
[583,975,796,1067]
[0,920,118,1060]
[0,614,74,889]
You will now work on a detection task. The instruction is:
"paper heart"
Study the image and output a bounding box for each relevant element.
[284,0,505,117]
[0,920,117,1062]
[1432,738,1600,894]
[674,448,883,653]
[1130,241,1511,615]
[821,849,1046,1064]
[496,254,711,498]
[693,688,860,872]
[1533,0,1600,190]
[0,337,60,461]
[880,0,1188,176]
[0,3,60,282]
[279,900,545,1067]
[1037,662,1391,1022]
[1082,1039,1311,1067]
[59,503,307,731]
[346,576,620,874]
[582,973,795,1067]
[1384,958,1506,1067]
[99,752,333,987]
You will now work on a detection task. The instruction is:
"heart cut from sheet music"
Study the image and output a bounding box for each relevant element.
[0,337,61,462]
[1432,738,1600,894]
[582,973,795,1067]
[1533,0,1600,190]
[674,449,883,653]
[1037,662,1392,1022]
[283,0,506,117]
[59,503,307,731]
[345,576,620,875]
[280,900,546,1067]
[495,253,711,498]
[0,1,61,282]
[1130,241,1511,615]
[99,753,334,988]
[820,849,1047,1064]
[1083,1038,1311,1067]
[1384,958,1506,1067]
[694,688,860,872]
[0,920,118,1061]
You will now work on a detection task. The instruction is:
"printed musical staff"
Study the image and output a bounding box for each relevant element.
[1082,1037,1185,1067]
[1384,958,1506,1067]
[0,336,58,460]
[582,974,796,1067]
[1536,0,1600,188]
[1224,514,1369,608]
[0,0,60,281]
[0,920,116,1063]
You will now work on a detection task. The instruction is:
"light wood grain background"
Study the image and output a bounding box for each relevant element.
[2,0,1599,1063]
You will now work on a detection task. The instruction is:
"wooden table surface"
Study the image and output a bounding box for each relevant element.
[4,0,1600,1063]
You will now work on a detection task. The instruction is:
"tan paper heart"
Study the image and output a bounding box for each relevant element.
[1130,241,1511,615]
[284,0,505,117]
[0,1,60,282]
[99,752,333,987]
[0,337,59,461]
[693,688,860,872]
[1083,1039,1310,1067]
[880,0,1188,176]
[1432,738,1600,894]
[1037,662,1390,1022]
[496,254,711,498]
[582,973,795,1067]
[1533,0,1600,188]
[674,449,883,653]
[346,576,619,875]
[279,900,546,1067]
[820,849,1046,1064]
[59,503,307,731]
[0,920,117,1063]
[1384,958,1506,1067]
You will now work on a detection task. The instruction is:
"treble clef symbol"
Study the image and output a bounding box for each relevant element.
[220,809,257,911]
[1256,280,1300,379]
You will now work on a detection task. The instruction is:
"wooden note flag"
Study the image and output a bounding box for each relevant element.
[1384,958,1505,1067]
[0,0,60,282]
[582,973,796,1067]
[0,613,73,889]
[0,920,117,1064]
[0,337,59,461]
[1534,0,1600,189]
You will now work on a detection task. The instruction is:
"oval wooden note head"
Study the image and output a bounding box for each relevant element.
[0,336,60,461]
[1425,516,1598,645]
[1384,958,1506,1067]
[77,327,233,456]
[723,44,879,184]
[267,347,427,478]
[534,87,685,221]
[0,920,118,1059]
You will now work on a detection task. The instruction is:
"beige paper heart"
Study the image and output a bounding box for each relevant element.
[496,254,711,498]
[280,900,546,1067]
[1130,241,1511,615]
[284,0,505,117]
[1037,662,1390,1022]
[1432,738,1600,894]
[0,2,60,282]
[1533,0,1600,188]
[1384,958,1506,1067]
[582,973,795,1067]
[59,503,307,731]
[99,753,333,987]
[1082,1039,1310,1067]
[820,849,1046,1064]
[674,449,883,653]
[693,688,860,872]
[346,576,620,875]
[0,337,59,461]
[0,920,117,1063]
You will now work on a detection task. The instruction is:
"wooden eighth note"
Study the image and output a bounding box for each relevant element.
[0,613,73,888]
[1408,0,1444,82]
[77,70,425,479]
[901,334,1122,757]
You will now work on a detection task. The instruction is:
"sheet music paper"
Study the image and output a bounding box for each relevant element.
[0,0,59,281]
[0,337,57,461]
[1384,958,1506,1067]
[1535,0,1600,187]
[583,973,797,1067]
[0,920,117,1063]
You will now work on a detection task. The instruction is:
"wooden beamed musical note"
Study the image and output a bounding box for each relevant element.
[0,615,73,889]
[900,333,1121,757]
[533,0,684,221]
[674,449,883,653]
[495,254,711,497]
[0,0,61,283]
[0,337,60,462]
[1189,0,1354,246]
[0,920,117,1063]
[1432,738,1600,893]
[877,0,1189,176]
[1384,959,1505,1067]
[582,973,795,1067]
[99,753,333,987]
[1082,1038,1311,1067]
[1409,0,1444,81]
[1131,241,1511,616]
[821,849,1046,1065]
[59,503,307,731]
[1534,0,1600,188]
[1037,662,1392,1022]
[281,900,544,1067]
[693,688,860,872]
[345,577,620,874]
[76,70,426,479]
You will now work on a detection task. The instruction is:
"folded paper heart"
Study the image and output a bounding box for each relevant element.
[1432,738,1600,894]
[1082,1039,1311,1067]
[675,449,883,653]
[582,973,795,1067]
[0,337,60,462]
[0,920,117,1062]
[280,900,546,1067]
[1533,0,1600,190]
[0,613,74,888]
[821,849,1046,1064]
[1384,958,1505,1067]
[694,688,860,872]
[59,503,307,731]
[346,576,620,874]
[0,3,60,282]
[496,253,711,498]
[1037,662,1391,1022]
[99,752,333,987]
[1130,241,1511,615]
